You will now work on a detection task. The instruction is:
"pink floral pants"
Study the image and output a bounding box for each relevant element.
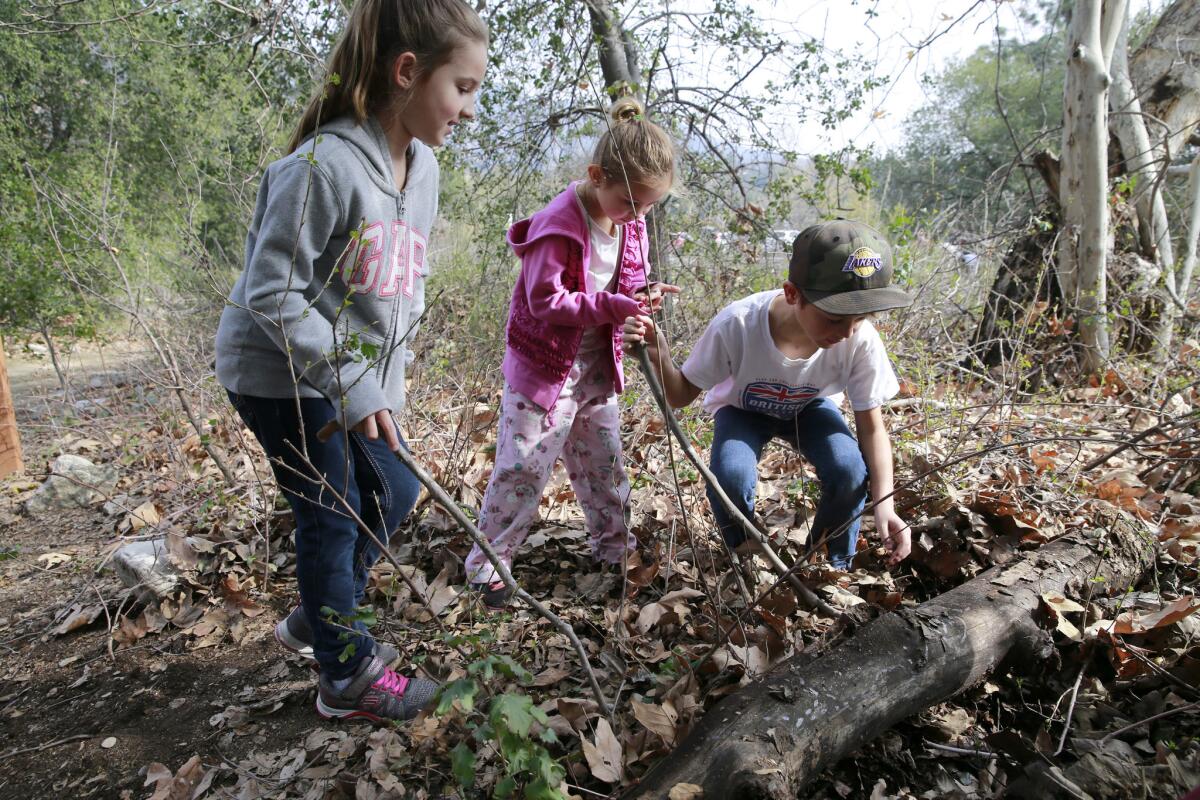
[464,354,635,584]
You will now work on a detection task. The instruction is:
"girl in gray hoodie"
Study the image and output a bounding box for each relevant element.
[215,0,487,723]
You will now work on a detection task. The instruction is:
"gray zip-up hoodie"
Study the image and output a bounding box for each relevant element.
[215,115,437,428]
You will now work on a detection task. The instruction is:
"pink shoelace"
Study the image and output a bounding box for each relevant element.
[372,668,410,698]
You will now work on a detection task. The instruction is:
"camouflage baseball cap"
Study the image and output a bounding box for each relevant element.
[788,219,913,315]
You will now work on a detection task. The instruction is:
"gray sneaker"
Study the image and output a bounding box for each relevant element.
[316,655,439,722]
[274,606,399,666]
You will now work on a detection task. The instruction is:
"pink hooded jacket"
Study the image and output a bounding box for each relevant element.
[502,183,651,410]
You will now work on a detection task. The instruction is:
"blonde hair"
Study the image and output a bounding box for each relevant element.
[591,97,676,184]
[288,0,488,152]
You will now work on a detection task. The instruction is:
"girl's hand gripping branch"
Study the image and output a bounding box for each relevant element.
[622,313,664,360]
[622,314,702,408]
[633,282,680,314]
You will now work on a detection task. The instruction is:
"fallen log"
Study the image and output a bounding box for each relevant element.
[623,520,1154,800]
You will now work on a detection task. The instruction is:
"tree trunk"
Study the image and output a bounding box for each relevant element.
[1058,0,1124,373]
[623,524,1152,800]
[975,1,1200,367]
[969,204,1061,369]
[1108,8,1176,331]
[1129,0,1200,163]
[36,316,69,395]
[582,0,640,97]
[1180,144,1200,306]
[1109,9,1178,357]
[0,337,24,479]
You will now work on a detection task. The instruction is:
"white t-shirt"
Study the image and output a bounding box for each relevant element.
[681,290,899,418]
[574,185,621,353]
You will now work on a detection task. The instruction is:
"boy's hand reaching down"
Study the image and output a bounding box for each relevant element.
[876,509,911,567]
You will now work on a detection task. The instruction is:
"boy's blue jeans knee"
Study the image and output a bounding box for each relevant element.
[707,399,868,568]
[227,392,420,679]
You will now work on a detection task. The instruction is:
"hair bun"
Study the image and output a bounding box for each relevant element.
[610,96,644,123]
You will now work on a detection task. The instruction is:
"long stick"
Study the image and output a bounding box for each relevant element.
[632,347,841,618]
[388,445,613,716]
[314,421,615,718]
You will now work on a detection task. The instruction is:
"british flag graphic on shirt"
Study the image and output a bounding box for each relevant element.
[741,381,820,418]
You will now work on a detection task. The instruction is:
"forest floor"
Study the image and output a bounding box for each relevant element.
[0,335,1197,800]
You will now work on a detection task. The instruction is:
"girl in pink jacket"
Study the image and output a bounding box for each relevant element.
[465,98,678,607]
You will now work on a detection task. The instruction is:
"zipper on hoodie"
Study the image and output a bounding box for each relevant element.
[379,188,409,393]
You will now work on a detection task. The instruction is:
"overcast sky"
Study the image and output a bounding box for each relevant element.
[748,0,1164,153]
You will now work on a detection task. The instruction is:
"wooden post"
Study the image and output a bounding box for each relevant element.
[0,339,23,478]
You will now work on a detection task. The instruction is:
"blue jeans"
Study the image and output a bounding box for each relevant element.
[227,392,420,679]
[707,399,868,568]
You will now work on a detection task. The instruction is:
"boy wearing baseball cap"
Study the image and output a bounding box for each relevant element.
[623,219,912,568]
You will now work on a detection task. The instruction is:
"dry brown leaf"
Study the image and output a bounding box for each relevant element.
[631,698,677,745]
[37,552,73,567]
[712,644,769,678]
[144,763,173,786]
[625,548,661,588]
[121,501,161,534]
[1112,596,1199,635]
[557,697,600,734]
[52,603,104,636]
[927,706,974,740]
[582,718,623,784]
[145,755,213,800]
[425,562,460,617]
[531,666,572,687]
[113,613,149,646]
[164,533,204,572]
[821,585,865,608]
[636,588,703,633]
[1042,593,1085,614]
[1041,592,1085,640]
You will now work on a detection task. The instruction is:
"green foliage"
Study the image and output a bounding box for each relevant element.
[436,630,568,800]
[0,0,297,342]
[318,604,379,662]
[871,21,1065,225]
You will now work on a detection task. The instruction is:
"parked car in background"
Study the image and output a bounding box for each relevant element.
[766,228,800,253]
[940,242,980,276]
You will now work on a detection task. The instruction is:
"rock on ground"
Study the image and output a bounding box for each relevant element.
[24,454,118,515]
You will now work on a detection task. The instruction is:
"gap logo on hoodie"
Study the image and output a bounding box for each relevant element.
[337,219,426,298]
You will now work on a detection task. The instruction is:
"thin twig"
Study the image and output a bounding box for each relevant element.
[1100,700,1200,743]
[1054,662,1088,756]
[923,740,999,759]
[0,733,99,760]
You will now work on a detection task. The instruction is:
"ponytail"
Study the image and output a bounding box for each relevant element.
[591,96,676,185]
[288,0,488,153]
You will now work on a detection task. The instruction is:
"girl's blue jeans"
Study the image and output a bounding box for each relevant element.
[707,399,868,568]
[227,392,420,679]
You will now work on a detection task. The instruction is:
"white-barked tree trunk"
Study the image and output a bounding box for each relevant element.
[1059,0,1126,373]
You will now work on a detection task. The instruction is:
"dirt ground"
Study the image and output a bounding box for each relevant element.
[2,339,1197,800]
[0,343,340,799]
